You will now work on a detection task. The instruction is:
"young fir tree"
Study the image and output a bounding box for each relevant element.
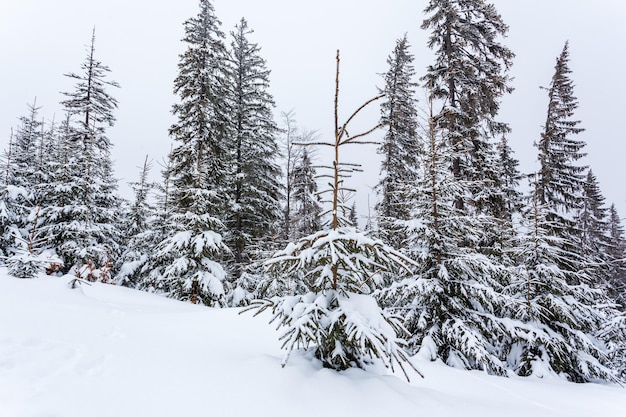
[606,204,626,309]
[225,18,283,286]
[39,30,122,278]
[10,100,43,193]
[511,176,615,382]
[153,0,230,306]
[494,136,523,222]
[1,105,38,277]
[4,101,43,234]
[378,91,516,375]
[290,148,322,240]
[421,0,514,217]
[247,52,421,380]
[34,113,74,272]
[115,156,158,287]
[576,169,611,285]
[600,205,626,379]
[132,151,178,293]
[375,34,419,248]
[256,147,322,299]
[0,130,17,259]
[279,110,319,244]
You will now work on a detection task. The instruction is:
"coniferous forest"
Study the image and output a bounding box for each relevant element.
[2,0,625,383]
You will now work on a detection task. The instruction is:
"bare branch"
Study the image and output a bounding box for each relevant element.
[343,123,384,144]
[338,95,384,143]
[294,141,333,147]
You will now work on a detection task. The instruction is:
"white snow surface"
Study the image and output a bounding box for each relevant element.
[1,270,625,417]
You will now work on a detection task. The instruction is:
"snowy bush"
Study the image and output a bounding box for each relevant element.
[7,251,44,279]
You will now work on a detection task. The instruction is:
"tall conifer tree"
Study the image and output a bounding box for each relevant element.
[379,93,516,375]
[421,0,514,216]
[39,30,121,276]
[376,34,419,247]
[155,0,230,305]
[535,42,586,249]
[512,176,615,382]
[226,18,282,281]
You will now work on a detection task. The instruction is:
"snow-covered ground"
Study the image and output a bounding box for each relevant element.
[1,270,625,417]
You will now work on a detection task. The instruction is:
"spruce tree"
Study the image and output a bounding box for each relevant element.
[1,116,31,275]
[226,18,283,282]
[4,101,43,231]
[11,100,43,193]
[535,42,586,248]
[606,204,626,309]
[280,111,319,243]
[378,92,515,375]
[511,176,615,382]
[290,149,322,240]
[255,148,321,300]
[3,101,62,277]
[0,130,17,258]
[40,30,122,277]
[421,0,514,215]
[247,52,420,380]
[154,0,230,306]
[376,34,419,247]
[115,156,157,287]
[131,152,177,293]
[494,136,523,222]
[600,205,626,379]
[576,169,610,285]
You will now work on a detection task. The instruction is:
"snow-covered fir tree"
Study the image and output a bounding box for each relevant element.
[1,102,42,257]
[1,103,41,276]
[115,156,158,287]
[36,30,122,278]
[9,100,43,194]
[600,205,626,380]
[494,136,523,222]
[153,0,230,306]
[606,204,626,309]
[279,110,319,244]
[535,41,586,262]
[376,0,524,376]
[128,151,178,294]
[511,176,615,382]
[290,148,322,240]
[225,18,283,287]
[255,147,322,300]
[0,131,17,258]
[247,52,421,380]
[378,93,517,375]
[576,169,611,285]
[376,34,419,248]
[421,0,514,217]
[510,44,618,382]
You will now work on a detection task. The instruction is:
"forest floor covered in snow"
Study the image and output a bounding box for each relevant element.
[1,270,625,417]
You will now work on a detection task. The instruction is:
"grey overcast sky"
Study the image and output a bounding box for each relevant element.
[1,0,626,221]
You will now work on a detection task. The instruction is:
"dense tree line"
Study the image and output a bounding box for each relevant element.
[1,0,625,382]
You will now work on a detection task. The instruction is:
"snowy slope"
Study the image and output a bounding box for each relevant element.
[1,270,625,417]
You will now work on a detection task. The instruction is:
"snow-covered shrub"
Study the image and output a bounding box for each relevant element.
[7,251,44,279]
